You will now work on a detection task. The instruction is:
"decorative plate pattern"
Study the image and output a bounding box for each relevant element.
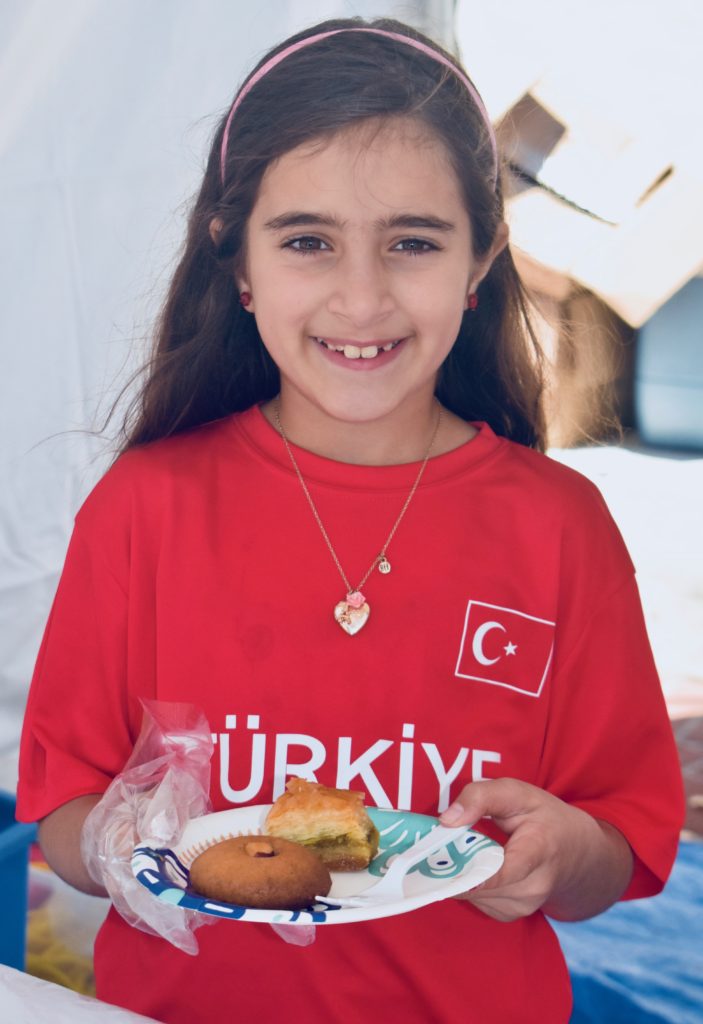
[132,805,503,926]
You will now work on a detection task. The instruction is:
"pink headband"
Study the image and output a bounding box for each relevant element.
[219,27,498,186]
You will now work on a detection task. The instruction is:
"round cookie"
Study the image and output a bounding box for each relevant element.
[188,835,332,910]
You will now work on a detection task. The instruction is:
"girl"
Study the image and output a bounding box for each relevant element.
[17,17,684,1024]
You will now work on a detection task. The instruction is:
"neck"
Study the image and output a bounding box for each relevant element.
[261,393,443,466]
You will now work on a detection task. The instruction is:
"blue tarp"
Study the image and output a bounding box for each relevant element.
[553,841,703,1024]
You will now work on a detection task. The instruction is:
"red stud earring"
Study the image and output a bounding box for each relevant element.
[240,291,252,308]
[467,293,478,311]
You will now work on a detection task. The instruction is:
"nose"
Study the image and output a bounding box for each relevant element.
[326,250,395,328]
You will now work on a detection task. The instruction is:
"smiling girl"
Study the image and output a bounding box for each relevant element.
[230,116,505,463]
[17,17,683,1024]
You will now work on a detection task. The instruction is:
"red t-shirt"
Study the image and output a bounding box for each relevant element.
[18,407,684,1024]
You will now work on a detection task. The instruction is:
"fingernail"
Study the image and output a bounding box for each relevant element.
[440,802,463,824]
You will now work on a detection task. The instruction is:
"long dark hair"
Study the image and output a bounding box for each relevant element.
[117,17,547,452]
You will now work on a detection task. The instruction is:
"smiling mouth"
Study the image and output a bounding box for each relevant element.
[314,337,404,360]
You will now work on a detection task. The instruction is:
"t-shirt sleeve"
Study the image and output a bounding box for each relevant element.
[16,461,146,823]
[538,558,685,900]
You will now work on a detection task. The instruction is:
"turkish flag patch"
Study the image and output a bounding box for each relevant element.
[454,600,555,697]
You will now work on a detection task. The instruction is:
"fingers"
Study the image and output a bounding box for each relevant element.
[439,777,543,832]
[439,780,631,923]
[478,831,541,890]
[463,884,547,922]
[439,780,567,922]
[461,834,555,921]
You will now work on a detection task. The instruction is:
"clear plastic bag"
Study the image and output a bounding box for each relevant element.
[80,699,316,952]
[80,699,215,955]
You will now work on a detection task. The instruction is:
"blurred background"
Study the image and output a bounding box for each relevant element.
[1,1,701,1021]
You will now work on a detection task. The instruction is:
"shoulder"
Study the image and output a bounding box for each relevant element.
[493,434,611,515]
[75,414,242,530]
[490,434,634,579]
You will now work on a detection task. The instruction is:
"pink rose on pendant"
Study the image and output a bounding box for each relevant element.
[346,591,366,609]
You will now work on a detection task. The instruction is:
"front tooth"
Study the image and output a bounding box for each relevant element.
[361,346,379,359]
[343,345,361,359]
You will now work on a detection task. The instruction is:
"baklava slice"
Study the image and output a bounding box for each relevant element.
[265,778,379,871]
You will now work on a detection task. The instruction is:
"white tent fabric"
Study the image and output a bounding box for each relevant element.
[2,0,700,793]
[0,0,450,786]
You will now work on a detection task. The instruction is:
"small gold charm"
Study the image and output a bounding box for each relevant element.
[378,557,391,575]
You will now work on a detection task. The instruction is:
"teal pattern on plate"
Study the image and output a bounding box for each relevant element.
[367,808,491,880]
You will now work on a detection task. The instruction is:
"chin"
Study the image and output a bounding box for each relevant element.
[313,396,400,426]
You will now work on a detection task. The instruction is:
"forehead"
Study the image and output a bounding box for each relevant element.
[253,117,466,219]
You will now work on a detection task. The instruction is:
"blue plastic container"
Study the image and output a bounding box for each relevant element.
[0,790,37,970]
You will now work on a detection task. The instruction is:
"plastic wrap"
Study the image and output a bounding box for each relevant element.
[80,700,215,955]
[80,699,315,952]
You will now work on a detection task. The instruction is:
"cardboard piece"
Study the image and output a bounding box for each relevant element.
[497,84,703,327]
[455,0,703,329]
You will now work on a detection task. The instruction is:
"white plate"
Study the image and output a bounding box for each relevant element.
[132,804,503,926]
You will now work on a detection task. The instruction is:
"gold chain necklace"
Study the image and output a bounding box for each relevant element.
[274,401,441,635]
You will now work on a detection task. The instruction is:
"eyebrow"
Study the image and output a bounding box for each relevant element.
[263,211,456,232]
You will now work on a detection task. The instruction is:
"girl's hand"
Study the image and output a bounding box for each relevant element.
[439,778,634,922]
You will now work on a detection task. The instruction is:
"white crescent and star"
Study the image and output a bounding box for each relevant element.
[472,621,518,665]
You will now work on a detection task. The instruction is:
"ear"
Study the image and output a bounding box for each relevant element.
[211,217,254,309]
[235,274,253,310]
[209,217,223,244]
[465,221,509,306]
[487,221,510,265]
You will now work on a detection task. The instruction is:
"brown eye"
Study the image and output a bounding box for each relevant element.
[284,235,330,253]
[393,238,438,254]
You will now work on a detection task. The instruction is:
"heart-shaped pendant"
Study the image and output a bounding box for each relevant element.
[334,598,370,635]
